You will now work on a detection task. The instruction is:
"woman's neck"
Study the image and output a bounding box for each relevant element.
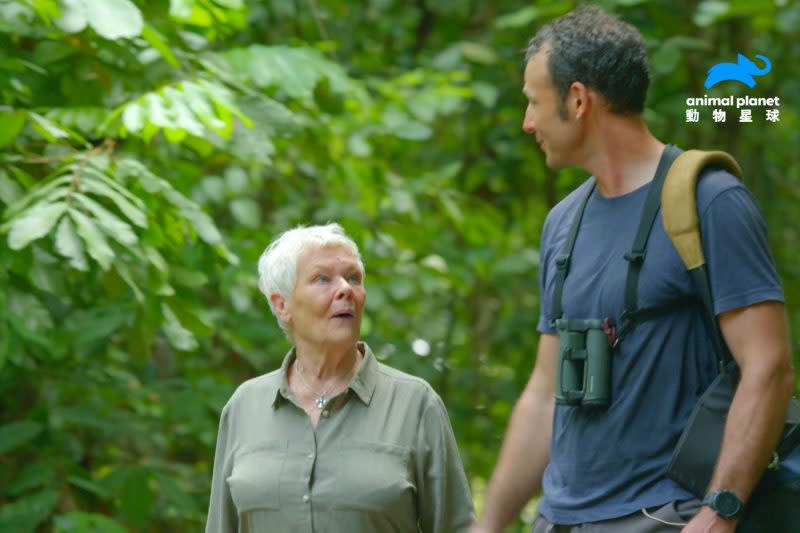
[293,342,362,380]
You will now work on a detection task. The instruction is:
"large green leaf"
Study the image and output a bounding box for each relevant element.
[62,305,130,348]
[118,468,154,527]
[45,108,110,137]
[229,198,261,229]
[28,112,70,142]
[6,461,57,496]
[218,45,356,101]
[7,201,67,250]
[70,209,114,270]
[71,193,138,246]
[0,420,44,454]
[55,0,88,33]
[1,174,72,220]
[82,172,147,228]
[84,0,143,39]
[81,167,148,227]
[54,215,89,271]
[458,42,499,65]
[141,23,179,67]
[0,319,8,371]
[153,472,199,516]
[119,80,246,142]
[50,406,116,431]
[54,512,128,533]
[0,170,24,205]
[162,303,198,351]
[0,108,26,148]
[8,289,54,333]
[0,490,59,533]
[181,81,227,131]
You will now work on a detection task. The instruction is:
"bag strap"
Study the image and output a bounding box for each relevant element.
[661,149,743,371]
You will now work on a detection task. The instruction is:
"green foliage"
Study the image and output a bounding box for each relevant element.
[0,0,797,531]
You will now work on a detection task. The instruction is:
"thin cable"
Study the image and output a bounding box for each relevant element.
[641,507,687,527]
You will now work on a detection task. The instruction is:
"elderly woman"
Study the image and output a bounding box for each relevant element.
[206,223,474,532]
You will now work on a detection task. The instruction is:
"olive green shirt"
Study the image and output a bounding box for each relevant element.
[206,342,474,532]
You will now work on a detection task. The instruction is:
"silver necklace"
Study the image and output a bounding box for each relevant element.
[293,355,358,409]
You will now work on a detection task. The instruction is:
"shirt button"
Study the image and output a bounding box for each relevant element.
[303,494,310,503]
[321,410,329,417]
[308,452,315,459]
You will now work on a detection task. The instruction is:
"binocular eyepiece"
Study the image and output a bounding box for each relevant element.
[554,318,613,407]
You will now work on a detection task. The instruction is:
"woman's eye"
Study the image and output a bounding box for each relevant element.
[348,274,362,284]
[314,275,329,283]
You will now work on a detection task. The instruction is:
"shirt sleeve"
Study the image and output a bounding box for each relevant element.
[415,392,474,533]
[538,211,557,333]
[205,403,237,533]
[699,185,784,315]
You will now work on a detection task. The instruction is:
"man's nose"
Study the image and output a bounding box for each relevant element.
[523,106,536,134]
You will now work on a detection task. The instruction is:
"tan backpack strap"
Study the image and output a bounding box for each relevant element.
[661,150,743,269]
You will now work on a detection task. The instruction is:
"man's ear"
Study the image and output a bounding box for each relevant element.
[568,81,592,119]
[270,293,291,322]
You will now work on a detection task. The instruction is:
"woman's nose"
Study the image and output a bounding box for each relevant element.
[334,276,353,298]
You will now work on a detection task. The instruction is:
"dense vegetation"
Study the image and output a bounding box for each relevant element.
[1,0,797,531]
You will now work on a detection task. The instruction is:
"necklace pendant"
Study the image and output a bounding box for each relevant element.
[315,397,327,409]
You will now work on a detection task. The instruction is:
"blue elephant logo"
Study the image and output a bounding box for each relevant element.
[704,54,771,90]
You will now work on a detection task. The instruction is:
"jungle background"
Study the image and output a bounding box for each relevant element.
[1,0,798,531]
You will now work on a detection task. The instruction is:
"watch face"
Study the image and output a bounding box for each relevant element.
[715,491,742,518]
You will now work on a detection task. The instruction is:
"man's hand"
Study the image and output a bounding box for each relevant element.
[681,506,736,533]
[468,522,499,533]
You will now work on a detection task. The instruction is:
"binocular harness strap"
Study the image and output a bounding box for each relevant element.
[551,145,696,345]
[618,145,682,340]
[550,179,596,327]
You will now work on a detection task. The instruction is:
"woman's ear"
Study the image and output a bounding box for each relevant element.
[270,293,291,322]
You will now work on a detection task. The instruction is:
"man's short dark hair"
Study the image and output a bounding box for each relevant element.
[526,5,650,117]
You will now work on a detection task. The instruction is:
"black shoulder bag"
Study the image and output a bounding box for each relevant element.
[661,149,800,531]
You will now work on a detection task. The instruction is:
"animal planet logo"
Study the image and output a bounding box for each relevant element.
[704,53,771,89]
[685,53,780,124]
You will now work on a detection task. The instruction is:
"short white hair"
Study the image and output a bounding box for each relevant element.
[257,223,365,337]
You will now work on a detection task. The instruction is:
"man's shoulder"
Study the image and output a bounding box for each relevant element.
[545,177,596,225]
[694,165,745,213]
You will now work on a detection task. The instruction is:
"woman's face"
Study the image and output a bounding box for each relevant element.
[283,245,366,351]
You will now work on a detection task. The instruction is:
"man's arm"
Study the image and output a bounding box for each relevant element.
[683,301,794,533]
[471,333,558,533]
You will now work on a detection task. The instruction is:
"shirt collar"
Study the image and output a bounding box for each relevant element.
[348,342,378,405]
[272,347,296,408]
[272,341,378,408]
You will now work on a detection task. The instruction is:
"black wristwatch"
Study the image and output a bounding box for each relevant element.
[702,490,744,519]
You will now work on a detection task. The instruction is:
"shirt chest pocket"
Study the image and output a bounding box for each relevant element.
[330,440,414,512]
[227,439,287,512]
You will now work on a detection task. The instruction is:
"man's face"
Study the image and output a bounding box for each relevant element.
[522,49,580,169]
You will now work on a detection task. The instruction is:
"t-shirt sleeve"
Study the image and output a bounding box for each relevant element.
[538,212,557,333]
[699,184,784,315]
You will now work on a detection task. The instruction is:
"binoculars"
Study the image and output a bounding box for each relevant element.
[554,318,612,407]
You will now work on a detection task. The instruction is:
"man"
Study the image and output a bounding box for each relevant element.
[472,6,794,533]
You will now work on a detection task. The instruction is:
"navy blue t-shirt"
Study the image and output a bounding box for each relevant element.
[536,167,784,524]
